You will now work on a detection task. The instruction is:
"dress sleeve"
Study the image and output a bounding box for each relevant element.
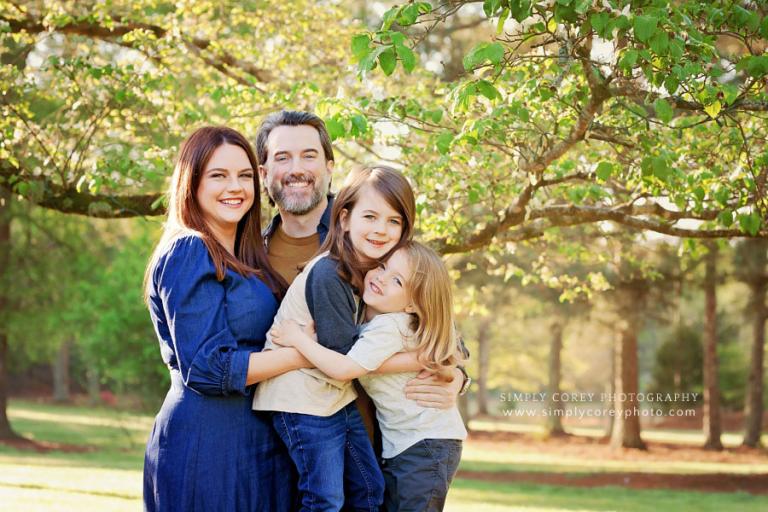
[154,236,251,396]
[304,257,360,355]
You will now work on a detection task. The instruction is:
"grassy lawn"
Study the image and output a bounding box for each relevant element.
[1,400,767,511]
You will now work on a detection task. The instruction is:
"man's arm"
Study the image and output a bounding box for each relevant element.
[404,368,465,409]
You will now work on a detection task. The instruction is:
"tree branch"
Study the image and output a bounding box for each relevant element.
[1,163,163,218]
[431,202,761,254]
[2,14,273,84]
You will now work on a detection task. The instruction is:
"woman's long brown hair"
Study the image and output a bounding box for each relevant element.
[144,126,287,302]
[317,165,416,293]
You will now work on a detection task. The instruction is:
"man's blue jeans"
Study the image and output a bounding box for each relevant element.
[273,402,384,512]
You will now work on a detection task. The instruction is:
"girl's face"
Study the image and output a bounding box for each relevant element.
[363,248,414,316]
[196,144,255,234]
[341,184,403,261]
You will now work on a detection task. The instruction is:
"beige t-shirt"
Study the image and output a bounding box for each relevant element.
[252,253,358,416]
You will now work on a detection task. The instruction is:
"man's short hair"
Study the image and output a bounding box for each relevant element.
[254,110,335,165]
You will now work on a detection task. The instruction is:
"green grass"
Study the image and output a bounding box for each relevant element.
[446,480,768,512]
[1,400,767,511]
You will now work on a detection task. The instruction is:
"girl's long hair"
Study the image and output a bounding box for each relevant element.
[144,126,287,302]
[318,165,415,292]
[400,241,464,373]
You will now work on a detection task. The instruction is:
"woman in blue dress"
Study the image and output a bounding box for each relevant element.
[142,126,307,511]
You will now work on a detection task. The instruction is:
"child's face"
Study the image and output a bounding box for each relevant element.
[363,248,414,316]
[341,184,403,261]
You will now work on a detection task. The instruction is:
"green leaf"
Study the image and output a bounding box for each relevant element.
[436,132,454,154]
[633,15,658,43]
[358,45,390,74]
[619,49,638,71]
[649,30,669,55]
[397,4,421,26]
[595,161,613,181]
[721,84,740,105]
[426,109,443,123]
[381,7,400,30]
[714,186,730,207]
[590,12,611,38]
[654,98,674,123]
[509,0,533,22]
[388,31,406,46]
[704,101,721,119]
[483,0,502,16]
[395,44,416,73]
[325,118,345,140]
[736,55,768,78]
[351,34,371,59]
[761,15,768,39]
[454,83,478,111]
[738,212,762,236]
[669,38,684,60]
[351,114,368,135]
[378,48,397,75]
[476,80,501,101]
[733,5,760,32]
[652,157,670,181]
[717,209,733,227]
[463,42,505,70]
[574,0,590,15]
[497,8,510,35]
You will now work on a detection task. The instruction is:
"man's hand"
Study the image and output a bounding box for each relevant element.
[404,368,463,409]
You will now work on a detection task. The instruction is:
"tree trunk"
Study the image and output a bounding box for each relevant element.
[86,365,101,406]
[702,241,723,450]
[610,285,646,449]
[0,187,18,439]
[604,330,616,439]
[52,339,73,403]
[545,319,566,437]
[475,318,491,416]
[743,239,768,448]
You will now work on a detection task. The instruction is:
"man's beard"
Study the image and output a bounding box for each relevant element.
[269,174,328,216]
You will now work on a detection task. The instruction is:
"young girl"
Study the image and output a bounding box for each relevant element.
[272,241,467,512]
[252,165,416,511]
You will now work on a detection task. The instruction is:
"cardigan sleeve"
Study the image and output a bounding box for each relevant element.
[304,256,360,355]
[152,236,251,396]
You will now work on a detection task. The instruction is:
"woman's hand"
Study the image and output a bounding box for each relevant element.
[271,319,316,348]
[404,368,463,409]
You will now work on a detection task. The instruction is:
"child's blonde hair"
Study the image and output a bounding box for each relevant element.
[400,241,464,373]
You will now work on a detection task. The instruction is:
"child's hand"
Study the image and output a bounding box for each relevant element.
[271,320,315,348]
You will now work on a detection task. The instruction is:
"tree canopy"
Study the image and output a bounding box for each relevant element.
[1,0,767,251]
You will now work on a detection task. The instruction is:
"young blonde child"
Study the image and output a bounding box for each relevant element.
[273,241,467,512]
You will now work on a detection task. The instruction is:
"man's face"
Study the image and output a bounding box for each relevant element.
[259,124,333,216]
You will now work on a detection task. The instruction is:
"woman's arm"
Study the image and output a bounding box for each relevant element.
[245,347,312,385]
[271,320,368,381]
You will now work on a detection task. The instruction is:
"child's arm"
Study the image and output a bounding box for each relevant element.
[374,351,422,373]
[271,320,368,381]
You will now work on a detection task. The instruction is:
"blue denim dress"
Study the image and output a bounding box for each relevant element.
[143,235,296,512]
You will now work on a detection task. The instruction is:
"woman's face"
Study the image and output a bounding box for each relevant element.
[340,184,404,262]
[196,144,255,234]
